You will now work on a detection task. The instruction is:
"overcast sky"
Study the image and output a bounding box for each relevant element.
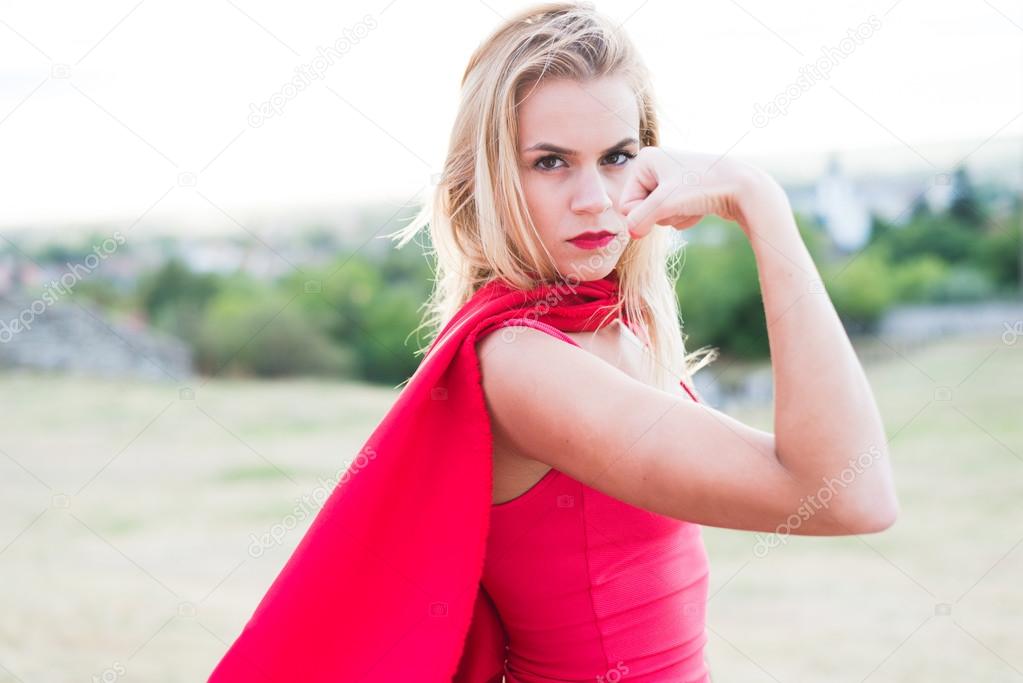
[1,0,1020,232]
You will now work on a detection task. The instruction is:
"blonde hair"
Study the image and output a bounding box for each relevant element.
[388,1,716,392]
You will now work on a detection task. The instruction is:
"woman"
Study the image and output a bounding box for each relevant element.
[209,3,899,682]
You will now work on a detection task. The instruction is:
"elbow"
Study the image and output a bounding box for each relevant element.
[843,495,900,534]
[823,446,900,534]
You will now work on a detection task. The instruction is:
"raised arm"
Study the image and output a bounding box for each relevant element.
[738,171,899,533]
[478,321,892,536]
[477,148,898,536]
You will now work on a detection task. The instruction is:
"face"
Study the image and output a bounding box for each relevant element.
[516,74,639,282]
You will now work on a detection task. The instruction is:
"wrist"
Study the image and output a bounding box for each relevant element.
[735,166,795,241]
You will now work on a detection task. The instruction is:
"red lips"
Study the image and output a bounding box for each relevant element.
[567,231,617,250]
[568,230,615,241]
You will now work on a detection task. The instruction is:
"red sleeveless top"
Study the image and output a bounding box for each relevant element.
[481,318,711,682]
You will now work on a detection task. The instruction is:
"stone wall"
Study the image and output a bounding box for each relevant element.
[877,299,1023,344]
[0,297,193,381]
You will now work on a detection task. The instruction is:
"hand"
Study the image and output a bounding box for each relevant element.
[619,147,763,239]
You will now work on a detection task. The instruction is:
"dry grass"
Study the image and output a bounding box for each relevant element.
[0,333,1019,682]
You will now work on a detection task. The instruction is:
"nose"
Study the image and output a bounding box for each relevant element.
[569,166,613,216]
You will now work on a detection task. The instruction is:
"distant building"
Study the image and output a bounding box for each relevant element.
[813,155,873,252]
[785,154,962,252]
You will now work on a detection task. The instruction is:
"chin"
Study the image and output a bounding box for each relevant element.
[557,255,621,283]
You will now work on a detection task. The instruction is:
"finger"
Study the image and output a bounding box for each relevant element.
[665,214,702,230]
[619,157,659,214]
[620,195,646,217]
[619,177,648,213]
[625,184,673,239]
[640,189,714,233]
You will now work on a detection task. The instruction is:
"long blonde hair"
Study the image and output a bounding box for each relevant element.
[387,1,716,392]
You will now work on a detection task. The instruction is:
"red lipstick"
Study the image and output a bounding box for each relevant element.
[567,230,616,250]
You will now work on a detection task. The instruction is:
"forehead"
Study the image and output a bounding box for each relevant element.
[517,75,639,149]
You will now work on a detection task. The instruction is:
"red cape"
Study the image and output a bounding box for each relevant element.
[208,272,624,682]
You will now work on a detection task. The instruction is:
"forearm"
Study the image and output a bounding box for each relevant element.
[736,173,898,525]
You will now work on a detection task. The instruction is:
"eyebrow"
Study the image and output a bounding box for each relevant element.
[522,137,640,156]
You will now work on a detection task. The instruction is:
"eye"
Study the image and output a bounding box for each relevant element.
[534,155,565,171]
[604,150,636,166]
[532,151,636,172]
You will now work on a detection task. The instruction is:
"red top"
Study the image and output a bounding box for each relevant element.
[482,317,711,682]
[206,272,700,683]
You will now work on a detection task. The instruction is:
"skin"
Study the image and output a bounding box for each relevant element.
[493,75,651,503]
[516,75,638,283]
[482,74,900,533]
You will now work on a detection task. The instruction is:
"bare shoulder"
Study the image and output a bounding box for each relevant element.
[476,323,882,534]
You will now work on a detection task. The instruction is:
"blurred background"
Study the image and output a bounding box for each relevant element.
[0,1,1020,681]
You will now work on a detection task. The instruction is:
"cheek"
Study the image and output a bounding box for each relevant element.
[521,176,562,234]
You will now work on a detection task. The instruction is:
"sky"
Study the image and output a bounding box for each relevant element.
[0,0,1021,232]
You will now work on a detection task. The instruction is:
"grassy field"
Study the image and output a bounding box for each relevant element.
[0,333,1019,682]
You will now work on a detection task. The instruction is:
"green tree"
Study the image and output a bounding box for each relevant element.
[971,209,1021,292]
[136,258,222,344]
[883,212,976,265]
[285,251,428,384]
[823,249,897,332]
[195,285,352,377]
[948,166,987,228]
[675,223,766,358]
